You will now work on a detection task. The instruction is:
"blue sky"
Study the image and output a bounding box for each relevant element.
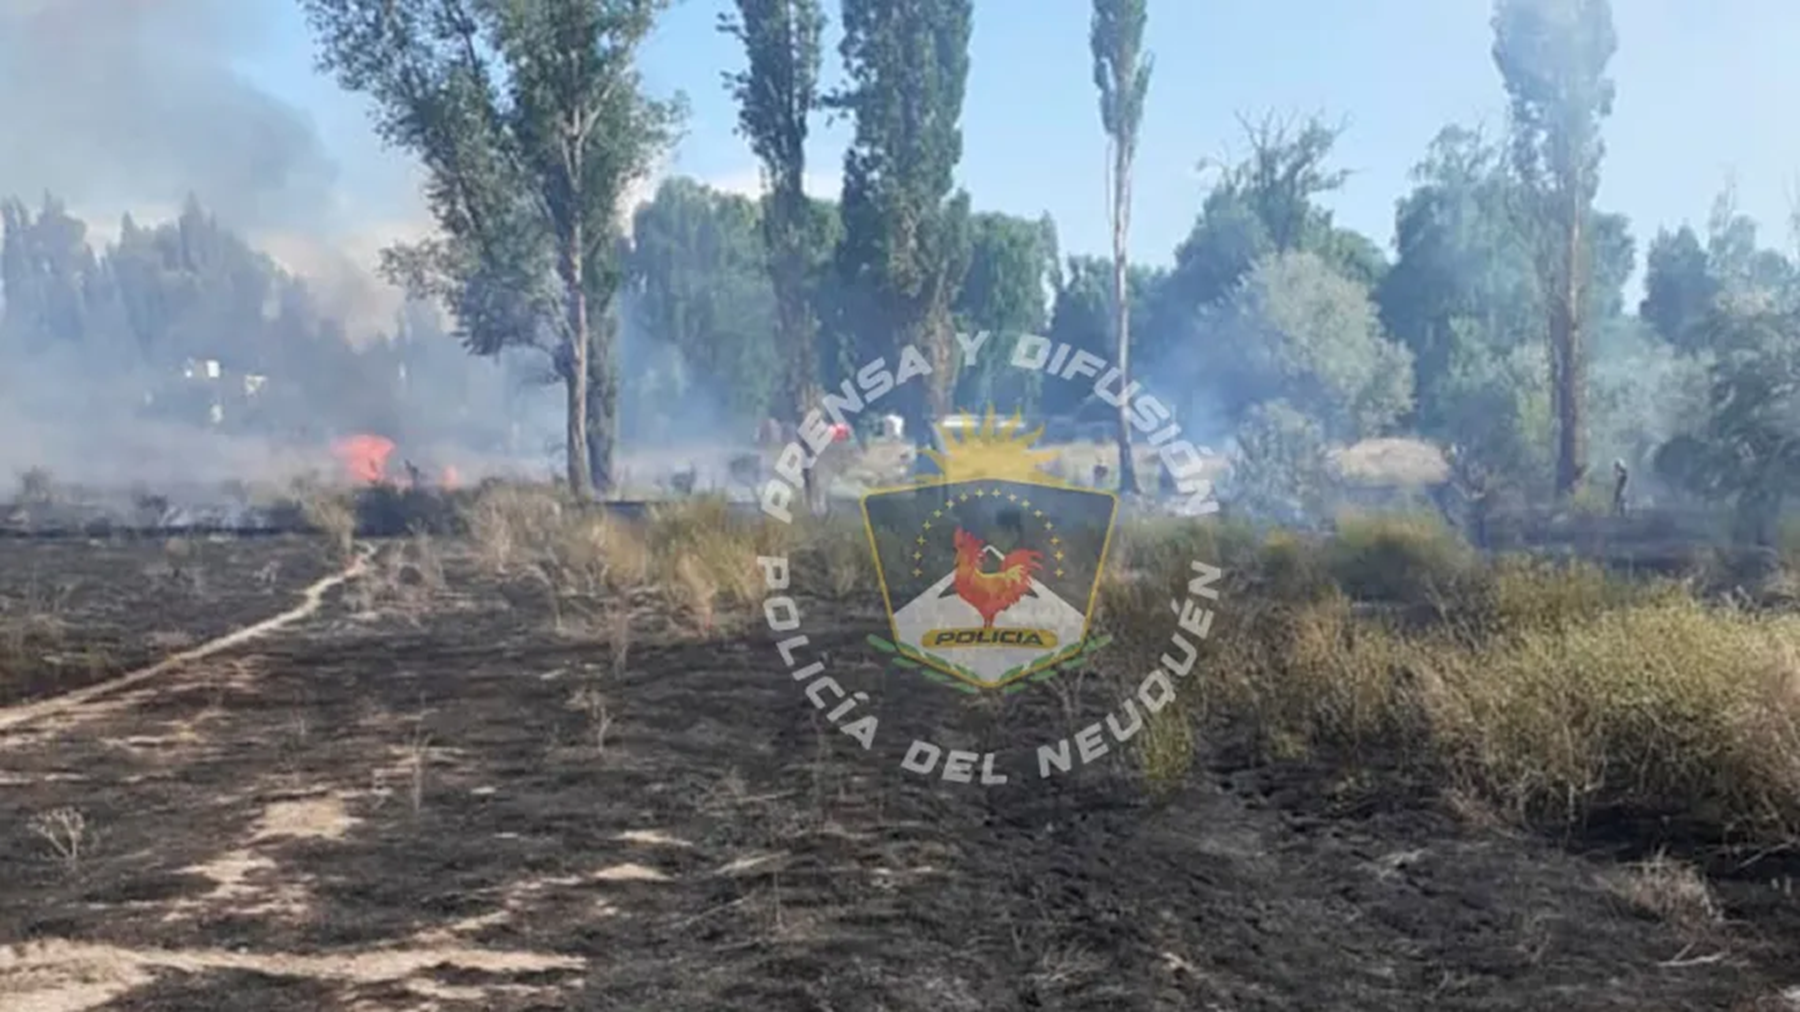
[246,0,1800,276]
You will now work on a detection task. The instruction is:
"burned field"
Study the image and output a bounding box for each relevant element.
[0,536,333,707]
[2,508,1800,1010]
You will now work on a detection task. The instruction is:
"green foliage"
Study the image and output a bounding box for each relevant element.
[1434,333,1554,497]
[1586,317,1709,487]
[720,0,824,200]
[1657,305,1800,544]
[1379,127,1536,432]
[25,0,1793,544]
[1090,0,1151,149]
[952,213,1058,410]
[1156,115,1370,321]
[1090,0,1154,491]
[1203,251,1414,442]
[626,179,778,421]
[1491,0,1620,496]
[1042,255,1163,416]
[1491,0,1617,210]
[720,0,827,459]
[831,0,975,430]
[1220,400,1335,525]
[299,0,683,493]
[1642,181,1800,542]
[1640,225,1716,352]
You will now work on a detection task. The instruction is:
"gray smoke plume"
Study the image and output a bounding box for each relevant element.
[0,0,337,232]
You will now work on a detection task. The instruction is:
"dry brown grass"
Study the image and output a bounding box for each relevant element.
[460,484,790,635]
[1600,850,1723,941]
[1135,689,1196,800]
[347,534,448,622]
[445,483,1800,843]
[0,575,87,688]
[294,480,357,562]
[1330,436,1450,486]
[1100,515,1800,842]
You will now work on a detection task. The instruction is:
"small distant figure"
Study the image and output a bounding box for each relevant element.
[1612,459,1629,517]
[727,453,763,490]
[1093,463,1110,489]
[670,463,697,496]
[756,417,784,449]
[402,459,424,489]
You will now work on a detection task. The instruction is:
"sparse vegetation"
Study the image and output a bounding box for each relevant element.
[4,506,1800,1008]
[295,481,357,562]
[27,807,93,872]
[439,498,1800,850]
[1601,851,1723,942]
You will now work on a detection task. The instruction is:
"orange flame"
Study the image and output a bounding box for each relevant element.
[331,434,395,485]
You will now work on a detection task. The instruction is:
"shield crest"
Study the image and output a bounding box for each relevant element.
[861,411,1118,691]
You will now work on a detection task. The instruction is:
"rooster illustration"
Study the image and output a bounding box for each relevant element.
[951,527,1044,628]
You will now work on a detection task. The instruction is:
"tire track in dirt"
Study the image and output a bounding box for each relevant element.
[0,544,372,734]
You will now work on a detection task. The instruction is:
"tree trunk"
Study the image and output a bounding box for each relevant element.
[1553,204,1586,500]
[897,308,935,455]
[925,309,955,423]
[564,328,593,499]
[775,235,822,516]
[586,320,617,494]
[1111,138,1137,497]
[563,221,595,499]
[1735,480,1781,547]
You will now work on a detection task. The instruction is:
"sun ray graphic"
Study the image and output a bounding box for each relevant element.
[919,407,1062,483]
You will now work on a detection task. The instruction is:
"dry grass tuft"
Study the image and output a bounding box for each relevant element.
[1325,510,1474,605]
[349,484,1800,846]
[0,575,80,689]
[1601,851,1722,940]
[295,480,357,562]
[459,484,788,635]
[28,807,95,872]
[1101,512,1800,841]
[1135,692,1196,799]
[797,515,878,596]
[348,534,449,621]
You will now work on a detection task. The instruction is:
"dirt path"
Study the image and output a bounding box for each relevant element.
[0,546,369,734]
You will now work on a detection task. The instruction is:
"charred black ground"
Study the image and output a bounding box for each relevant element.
[0,533,1797,1010]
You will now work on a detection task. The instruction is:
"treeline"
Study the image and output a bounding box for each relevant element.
[279,0,1800,538]
[620,119,1791,531]
[6,0,1797,540]
[0,195,529,455]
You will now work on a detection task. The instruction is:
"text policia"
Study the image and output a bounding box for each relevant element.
[755,332,1219,524]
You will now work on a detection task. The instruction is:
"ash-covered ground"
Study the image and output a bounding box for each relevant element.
[0,534,1796,1011]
